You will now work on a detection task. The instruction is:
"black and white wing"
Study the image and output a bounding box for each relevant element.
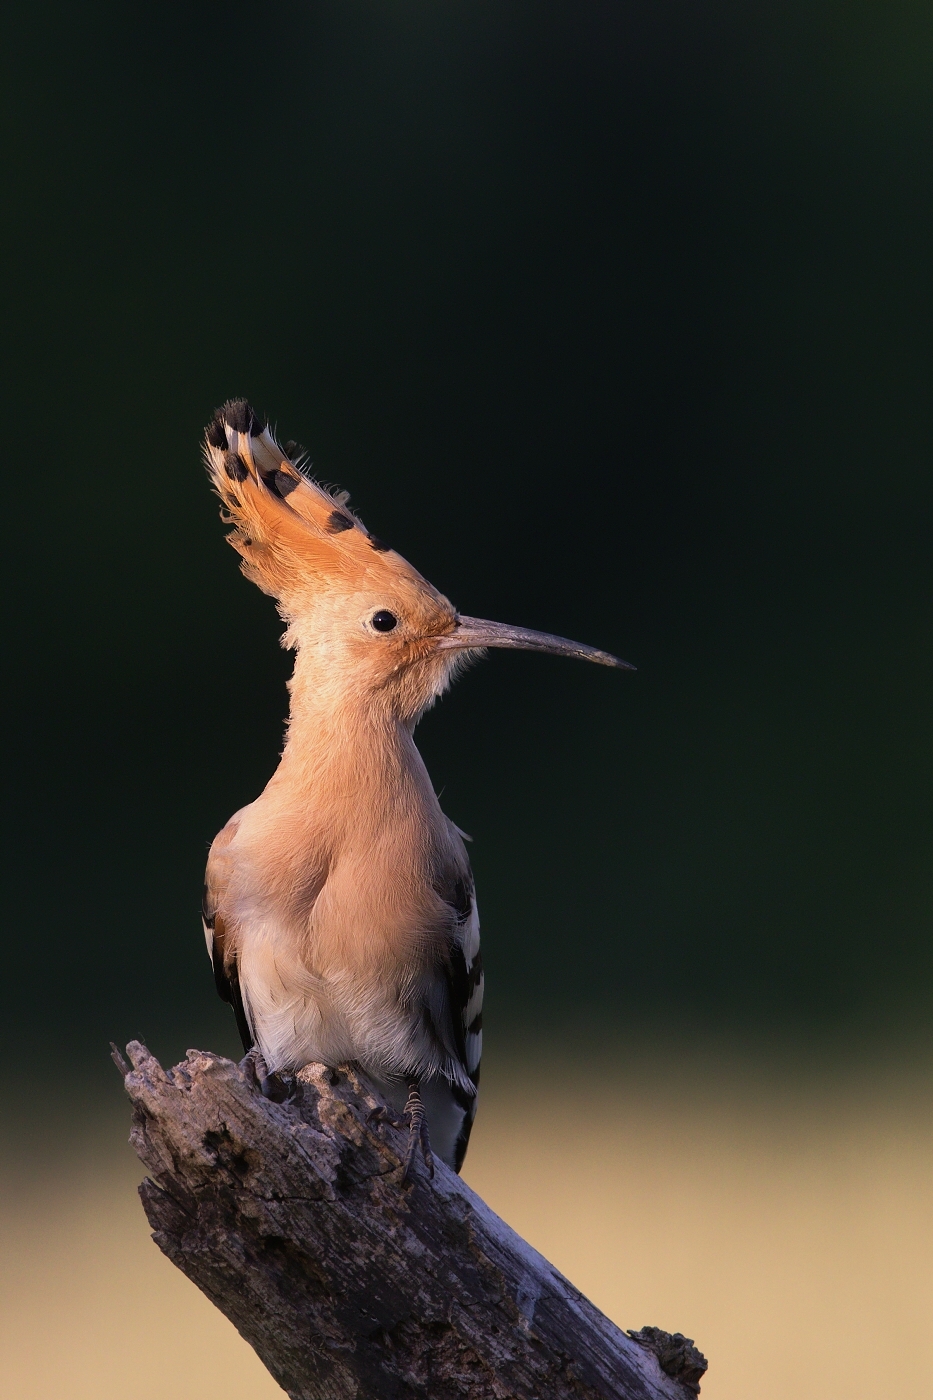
[202,885,254,1054]
[202,817,254,1054]
[432,864,484,1171]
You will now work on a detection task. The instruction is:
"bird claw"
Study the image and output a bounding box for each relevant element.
[367,1102,406,1130]
[401,1084,434,1182]
[242,1049,294,1103]
[264,1072,297,1103]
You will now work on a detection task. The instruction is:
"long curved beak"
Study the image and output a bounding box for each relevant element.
[436,615,635,670]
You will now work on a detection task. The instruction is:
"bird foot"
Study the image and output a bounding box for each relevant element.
[265,1072,297,1103]
[401,1084,434,1182]
[367,1102,406,1130]
[242,1049,295,1103]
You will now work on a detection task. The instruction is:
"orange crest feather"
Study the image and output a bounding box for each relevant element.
[203,400,404,609]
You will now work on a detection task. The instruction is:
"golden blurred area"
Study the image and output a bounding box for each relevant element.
[2,1041,930,1399]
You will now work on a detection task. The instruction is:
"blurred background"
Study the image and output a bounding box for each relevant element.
[2,1,932,1396]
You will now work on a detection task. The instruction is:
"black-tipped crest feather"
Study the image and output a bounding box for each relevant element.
[222,398,266,437]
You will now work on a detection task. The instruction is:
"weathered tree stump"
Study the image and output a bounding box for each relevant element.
[113,1041,707,1400]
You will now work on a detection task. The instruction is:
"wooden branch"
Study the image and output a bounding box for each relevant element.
[112,1041,707,1400]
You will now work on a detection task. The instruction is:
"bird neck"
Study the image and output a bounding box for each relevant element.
[274,647,425,797]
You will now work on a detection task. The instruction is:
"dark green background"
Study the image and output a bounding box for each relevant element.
[4,0,932,1077]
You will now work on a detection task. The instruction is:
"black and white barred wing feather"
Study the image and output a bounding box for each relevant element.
[427,864,483,1171]
[202,814,255,1055]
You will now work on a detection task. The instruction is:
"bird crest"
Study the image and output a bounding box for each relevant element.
[203,398,443,623]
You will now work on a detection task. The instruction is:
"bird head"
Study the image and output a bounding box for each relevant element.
[204,400,633,725]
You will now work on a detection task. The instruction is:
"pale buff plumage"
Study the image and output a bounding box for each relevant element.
[201,399,631,1173]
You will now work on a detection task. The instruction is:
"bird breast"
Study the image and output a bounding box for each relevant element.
[216,743,466,1074]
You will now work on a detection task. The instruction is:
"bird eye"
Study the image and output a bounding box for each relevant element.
[371,610,398,632]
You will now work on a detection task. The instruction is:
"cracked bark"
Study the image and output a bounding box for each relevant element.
[112,1041,707,1400]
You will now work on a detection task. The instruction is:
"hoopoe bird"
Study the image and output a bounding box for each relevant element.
[201,400,632,1176]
